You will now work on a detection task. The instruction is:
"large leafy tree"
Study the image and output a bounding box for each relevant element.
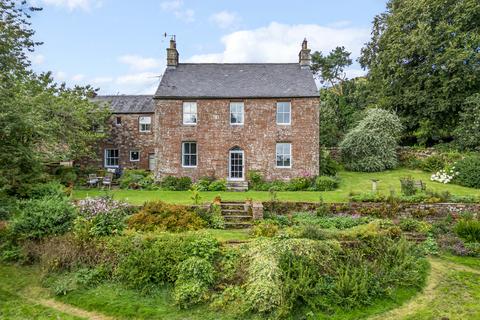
[311,46,352,96]
[0,1,110,196]
[311,47,373,147]
[360,0,480,145]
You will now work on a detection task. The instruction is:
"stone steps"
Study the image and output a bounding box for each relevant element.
[220,201,252,228]
[226,180,249,192]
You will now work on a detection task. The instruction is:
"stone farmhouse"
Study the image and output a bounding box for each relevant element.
[93,39,319,189]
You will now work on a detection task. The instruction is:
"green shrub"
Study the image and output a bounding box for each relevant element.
[251,220,279,237]
[208,204,225,229]
[293,212,372,229]
[400,176,418,196]
[285,177,312,191]
[314,176,339,191]
[420,236,439,256]
[11,197,77,240]
[349,192,387,202]
[453,156,480,188]
[399,218,431,234]
[194,177,215,191]
[0,193,17,220]
[113,232,219,290]
[454,93,480,150]
[173,257,215,308]
[340,108,403,172]
[297,225,329,240]
[400,154,423,170]
[160,176,192,191]
[52,274,77,296]
[74,210,126,238]
[53,167,78,186]
[319,148,340,176]
[247,170,264,189]
[420,155,445,173]
[454,219,480,242]
[28,181,67,199]
[208,179,227,191]
[118,169,155,190]
[464,242,480,257]
[127,201,205,232]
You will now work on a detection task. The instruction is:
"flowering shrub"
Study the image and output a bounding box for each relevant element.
[430,166,458,184]
[75,196,131,237]
[77,196,130,219]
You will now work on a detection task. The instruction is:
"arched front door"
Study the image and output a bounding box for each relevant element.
[228,147,244,181]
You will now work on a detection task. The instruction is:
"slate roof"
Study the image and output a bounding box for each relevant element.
[93,95,154,114]
[154,63,318,99]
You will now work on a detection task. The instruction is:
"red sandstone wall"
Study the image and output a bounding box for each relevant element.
[155,98,319,181]
[93,113,156,171]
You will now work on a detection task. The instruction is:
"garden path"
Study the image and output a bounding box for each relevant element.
[369,257,480,320]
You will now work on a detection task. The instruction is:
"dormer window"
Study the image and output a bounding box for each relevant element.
[230,102,244,125]
[139,116,151,132]
[276,102,291,125]
[183,102,197,125]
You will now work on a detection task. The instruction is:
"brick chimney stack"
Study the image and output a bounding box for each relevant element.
[299,38,311,69]
[167,37,179,68]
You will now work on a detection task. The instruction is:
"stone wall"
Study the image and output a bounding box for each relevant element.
[90,113,156,171]
[326,147,439,162]
[263,201,480,221]
[155,98,319,181]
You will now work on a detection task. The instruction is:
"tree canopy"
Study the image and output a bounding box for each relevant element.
[359,0,480,145]
[0,1,110,196]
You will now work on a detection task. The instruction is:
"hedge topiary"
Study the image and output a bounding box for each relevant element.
[340,108,403,172]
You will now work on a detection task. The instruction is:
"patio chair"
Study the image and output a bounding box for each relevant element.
[102,173,113,189]
[87,174,99,188]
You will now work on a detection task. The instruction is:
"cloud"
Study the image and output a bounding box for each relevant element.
[118,55,162,71]
[160,0,195,22]
[160,0,182,11]
[55,71,68,81]
[71,74,85,81]
[210,10,241,29]
[328,20,352,28]
[30,53,45,65]
[187,22,370,66]
[116,72,160,85]
[35,0,103,11]
[91,76,114,84]
[175,9,195,22]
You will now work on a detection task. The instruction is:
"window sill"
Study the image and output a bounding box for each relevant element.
[182,123,197,126]
[182,166,197,168]
[276,166,292,169]
[276,123,291,126]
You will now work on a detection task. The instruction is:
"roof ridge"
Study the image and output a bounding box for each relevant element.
[95,94,153,98]
[178,63,299,66]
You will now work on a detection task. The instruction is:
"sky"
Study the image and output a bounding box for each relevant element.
[27,0,388,95]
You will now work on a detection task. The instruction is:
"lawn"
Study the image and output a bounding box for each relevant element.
[72,168,480,205]
[1,255,479,320]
